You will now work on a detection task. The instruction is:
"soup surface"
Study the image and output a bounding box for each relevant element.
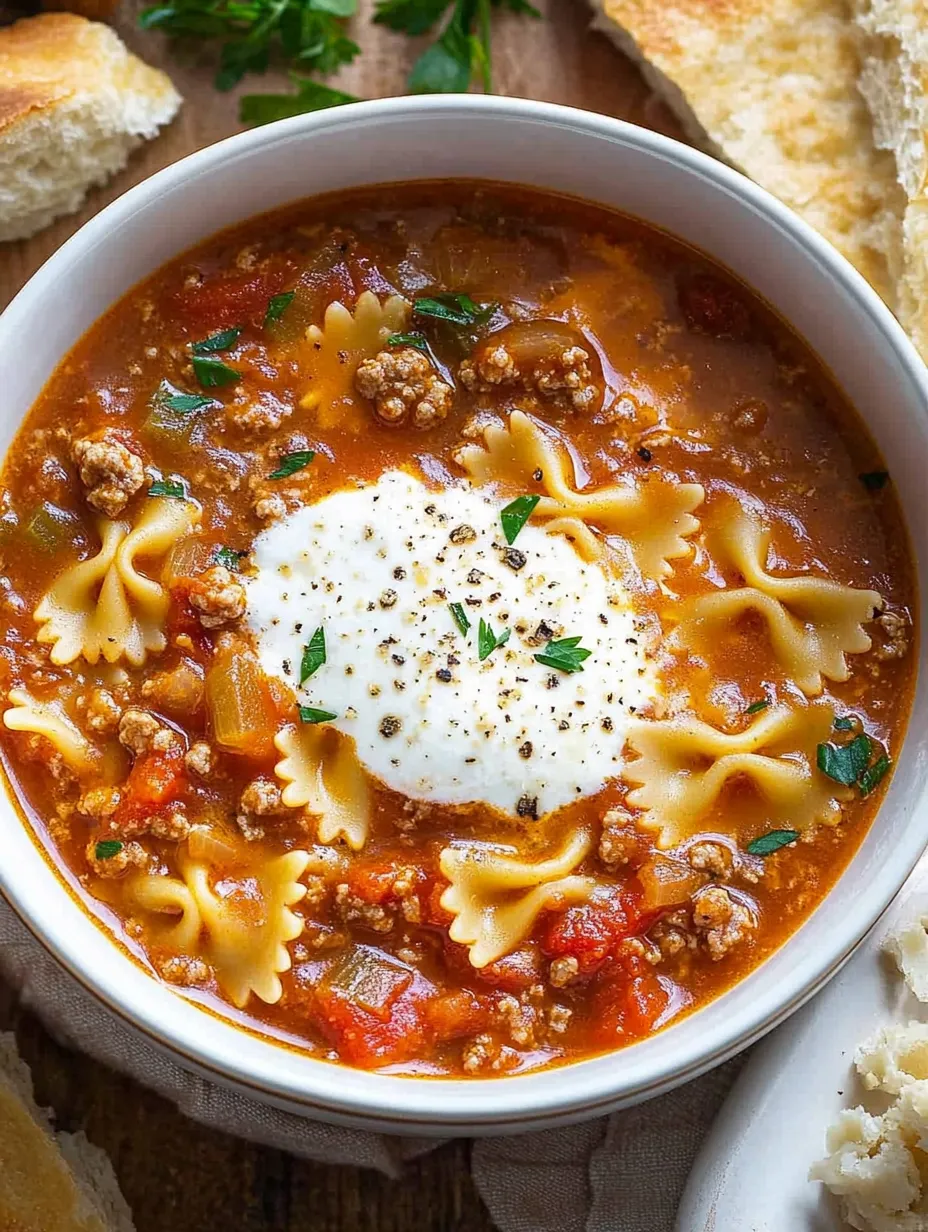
[0,183,915,1075]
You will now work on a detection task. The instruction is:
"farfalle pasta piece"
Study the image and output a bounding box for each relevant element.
[672,506,882,696]
[130,851,310,1007]
[301,290,411,429]
[34,498,199,667]
[274,724,371,851]
[623,702,848,848]
[2,688,97,774]
[456,409,703,578]
[439,829,596,968]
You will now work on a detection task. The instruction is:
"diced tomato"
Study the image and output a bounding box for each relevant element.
[444,939,544,993]
[171,260,295,331]
[540,886,644,975]
[310,977,433,1069]
[109,745,186,835]
[589,958,670,1048]
[425,989,490,1041]
[423,877,454,927]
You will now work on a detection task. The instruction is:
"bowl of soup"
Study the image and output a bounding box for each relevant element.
[0,96,925,1133]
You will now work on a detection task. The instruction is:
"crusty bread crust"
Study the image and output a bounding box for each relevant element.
[0,13,181,242]
[854,0,928,357]
[588,0,905,310]
[0,1032,135,1231]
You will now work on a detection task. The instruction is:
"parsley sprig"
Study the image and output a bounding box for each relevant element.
[413,293,496,326]
[534,635,591,674]
[478,618,510,661]
[747,830,799,857]
[300,626,326,683]
[817,715,892,798]
[269,450,315,479]
[500,494,540,545]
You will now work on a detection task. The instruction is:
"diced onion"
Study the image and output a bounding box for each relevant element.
[188,826,237,865]
[638,856,704,910]
[205,643,279,759]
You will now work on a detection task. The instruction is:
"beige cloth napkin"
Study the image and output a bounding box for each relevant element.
[0,896,742,1229]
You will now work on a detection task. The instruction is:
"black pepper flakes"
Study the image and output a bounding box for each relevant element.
[519,741,533,759]
[502,547,526,571]
[379,589,397,609]
[392,654,405,666]
[533,468,543,482]
[379,716,402,738]
[393,566,406,581]
[637,446,652,462]
[467,568,484,584]
[516,794,539,820]
[436,668,453,682]
[601,717,613,732]
[449,524,476,544]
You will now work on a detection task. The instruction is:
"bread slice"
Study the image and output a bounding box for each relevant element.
[587,0,906,310]
[0,13,181,244]
[0,1032,136,1231]
[854,0,928,356]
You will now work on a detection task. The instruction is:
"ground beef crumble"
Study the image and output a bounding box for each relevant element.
[355,347,454,428]
[459,342,598,413]
[71,430,145,517]
[188,565,247,629]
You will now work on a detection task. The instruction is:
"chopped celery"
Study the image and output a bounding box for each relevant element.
[22,503,79,552]
[143,381,208,444]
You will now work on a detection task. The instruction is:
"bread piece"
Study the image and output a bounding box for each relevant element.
[0,1032,136,1231]
[587,0,906,310]
[854,0,928,357]
[0,13,181,243]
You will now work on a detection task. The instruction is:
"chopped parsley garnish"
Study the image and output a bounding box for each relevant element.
[159,390,214,413]
[387,331,430,353]
[747,830,799,857]
[859,755,892,797]
[745,698,770,715]
[269,450,314,479]
[300,626,326,683]
[94,840,123,860]
[264,291,295,326]
[413,293,496,327]
[191,326,241,354]
[534,635,591,674]
[148,479,186,498]
[833,715,856,731]
[817,733,872,786]
[192,355,241,388]
[859,471,890,491]
[478,618,510,661]
[500,494,540,545]
[449,601,470,635]
[298,705,338,724]
[817,727,892,797]
[213,545,246,571]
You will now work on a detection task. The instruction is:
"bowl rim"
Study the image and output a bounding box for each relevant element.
[2,92,927,1132]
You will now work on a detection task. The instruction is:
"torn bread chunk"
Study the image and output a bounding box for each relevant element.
[586,0,905,308]
[0,1032,135,1231]
[0,13,181,243]
[854,0,928,359]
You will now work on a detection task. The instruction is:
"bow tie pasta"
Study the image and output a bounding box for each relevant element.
[34,497,200,667]
[273,724,371,851]
[440,829,596,968]
[623,703,850,847]
[3,688,98,775]
[456,409,704,579]
[670,504,881,695]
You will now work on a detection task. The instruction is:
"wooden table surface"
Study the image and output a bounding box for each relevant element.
[0,8,683,1227]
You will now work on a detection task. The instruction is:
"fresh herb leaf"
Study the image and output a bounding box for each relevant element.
[298,705,337,724]
[534,635,592,674]
[374,0,451,35]
[139,1,360,97]
[747,830,799,857]
[859,755,891,796]
[746,698,770,715]
[413,292,496,326]
[213,545,246,571]
[148,479,186,498]
[269,450,314,479]
[163,392,214,412]
[833,715,856,731]
[817,733,872,786]
[241,78,359,127]
[192,355,241,388]
[264,291,295,327]
[387,331,430,353]
[95,839,124,859]
[500,494,540,544]
[409,27,472,92]
[478,618,510,661]
[859,471,890,491]
[449,601,470,635]
[192,326,241,355]
[300,626,326,683]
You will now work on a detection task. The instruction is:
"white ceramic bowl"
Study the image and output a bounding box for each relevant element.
[2,96,927,1135]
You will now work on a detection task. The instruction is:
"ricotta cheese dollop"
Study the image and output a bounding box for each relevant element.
[245,469,657,818]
